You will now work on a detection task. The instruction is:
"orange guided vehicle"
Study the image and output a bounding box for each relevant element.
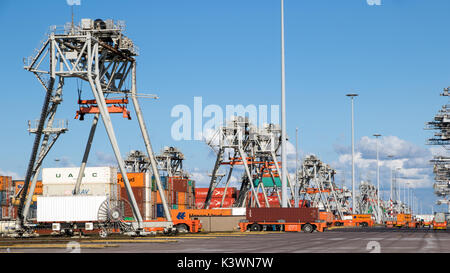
[385,214,415,228]
[432,213,447,230]
[239,207,328,233]
[168,208,234,233]
[332,214,374,227]
[395,213,412,228]
[432,220,447,230]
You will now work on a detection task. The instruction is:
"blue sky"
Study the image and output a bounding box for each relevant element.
[1,0,450,213]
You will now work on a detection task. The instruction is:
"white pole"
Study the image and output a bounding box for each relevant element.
[351,98,355,214]
[374,134,381,223]
[295,127,299,208]
[346,94,358,214]
[281,0,288,208]
[388,155,393,202]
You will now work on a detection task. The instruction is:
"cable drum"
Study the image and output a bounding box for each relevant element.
[97,198,135,236]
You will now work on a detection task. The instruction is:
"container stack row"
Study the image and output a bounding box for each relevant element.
[117,173,196,220]
[194,188,237,209]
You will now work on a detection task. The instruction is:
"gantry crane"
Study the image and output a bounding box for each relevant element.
[297,155,351,219]
[203,117,294,209]
[18,18,172,235]
[426,87,450,214]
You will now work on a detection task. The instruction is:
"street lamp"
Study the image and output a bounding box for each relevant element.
[346,93,358,214]
[373,134,381,223]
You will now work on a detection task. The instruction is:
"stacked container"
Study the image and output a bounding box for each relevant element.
[169,177,195,210]
[194,187,237,209]
[42,167,118,199]
[0,176,14,219]
[117,172,147,220]
[12,180,42,219]
[37,167,119,223]
[116,173,198,220]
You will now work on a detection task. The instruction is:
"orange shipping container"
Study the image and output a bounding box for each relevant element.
[319,211,334,223]
[396,213,412,222]
[117,173,146,188]
[155,190,169,204]
[178,191,186,205]
[0,176,12,191]
[14,181,43,195]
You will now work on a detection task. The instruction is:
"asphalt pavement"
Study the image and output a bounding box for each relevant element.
[3,228,450,253]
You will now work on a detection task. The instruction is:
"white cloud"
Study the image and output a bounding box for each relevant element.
[94,151,118,167]
[57,156,77,168]
[189,170,210,187]
[332,135,434,190]
[0,169,22,180]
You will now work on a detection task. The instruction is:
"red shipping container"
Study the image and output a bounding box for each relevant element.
[120,187,145,218]
[195,198,206,209]
[195,188,236,199]
[193,197,235,209]
[1,205,18,220]
[208,198,235,208]
[246,207,319,223]
[170,178,189,192]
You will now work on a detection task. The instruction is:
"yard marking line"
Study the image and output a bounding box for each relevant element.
[0,244,119,249]
[87,239,178,243]
[152,236,217,237]
[177,234,245,237]
[420,234,437,253]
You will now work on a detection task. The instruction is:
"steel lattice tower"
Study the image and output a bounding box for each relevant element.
[18,19,172,234]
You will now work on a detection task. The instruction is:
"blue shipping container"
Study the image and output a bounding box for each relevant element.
[152,176,168,190]
[156,204,165,217]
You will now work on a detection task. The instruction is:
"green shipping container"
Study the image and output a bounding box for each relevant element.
[253,176,282,187]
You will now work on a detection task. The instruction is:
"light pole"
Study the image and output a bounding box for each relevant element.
[387,154,394,216]
[295,127,299,208]
[395,167,401,203]
[387,155,394,202]
[374,134,381,223]
[280,0,288,208]
[346,93,358,214]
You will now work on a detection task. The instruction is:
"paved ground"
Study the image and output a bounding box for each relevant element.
[2,227,450,253]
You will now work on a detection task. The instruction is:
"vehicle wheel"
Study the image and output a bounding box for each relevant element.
[249,224,262,232]
[99,228,108,238]
[176,224,189,233]
[361,222,368,228]
[335,222,342,227]
[302,224,314,233]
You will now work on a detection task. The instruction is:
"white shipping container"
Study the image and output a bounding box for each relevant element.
[231,208,246,216]
[415,214,434,222]
[0,221,16,234]
[42,167,117,185]
[435,212,446,223]
[37,196,107,222]
[43,183,118,199]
